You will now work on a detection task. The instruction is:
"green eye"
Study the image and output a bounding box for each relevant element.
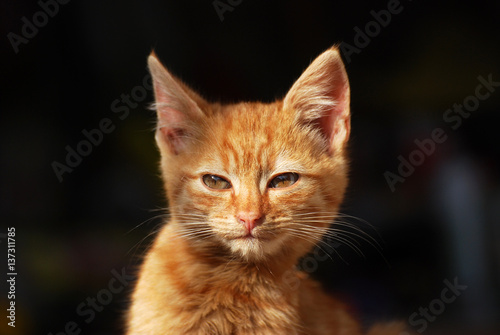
[269,173,299,189]
[202,174,232,190]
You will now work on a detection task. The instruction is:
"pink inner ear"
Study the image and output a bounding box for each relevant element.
[319,84,350,154]
[320,93,346,138]
[153,78,191,154]
[156,105,190,155]
[160,127,187,155]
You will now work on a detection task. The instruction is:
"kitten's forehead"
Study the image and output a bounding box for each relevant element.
[203,102,298,175]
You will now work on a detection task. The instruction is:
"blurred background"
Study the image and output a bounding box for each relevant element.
[1,0,499,334]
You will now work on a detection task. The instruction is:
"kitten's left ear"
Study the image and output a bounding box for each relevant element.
[148,52,206,155]
[283,47,350,154]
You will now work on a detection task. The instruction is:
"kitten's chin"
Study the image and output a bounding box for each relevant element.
[227,235,286,261]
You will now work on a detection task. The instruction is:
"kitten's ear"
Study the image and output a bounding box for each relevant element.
[283,47,350,154]
[148,52,205,155]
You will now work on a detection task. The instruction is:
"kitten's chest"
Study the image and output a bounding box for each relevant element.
[183,268,302,334]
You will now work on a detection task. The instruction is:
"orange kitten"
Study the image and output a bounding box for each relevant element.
[126,46,408,334]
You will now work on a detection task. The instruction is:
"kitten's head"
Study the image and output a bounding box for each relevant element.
[149,47,350,262]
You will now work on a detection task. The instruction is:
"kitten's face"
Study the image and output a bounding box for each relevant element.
[149,47,350,261]
[169,103,348,260]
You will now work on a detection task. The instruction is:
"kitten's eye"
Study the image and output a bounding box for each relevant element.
[269,172,299,189]
[202,174,232,190]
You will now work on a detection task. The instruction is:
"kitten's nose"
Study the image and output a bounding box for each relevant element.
[236,212,263,233]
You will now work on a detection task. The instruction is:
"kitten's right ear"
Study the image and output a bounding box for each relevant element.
[283,47,350,155]
[148,52,205,155]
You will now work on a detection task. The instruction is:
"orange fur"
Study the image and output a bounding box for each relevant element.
[126,47,408,334]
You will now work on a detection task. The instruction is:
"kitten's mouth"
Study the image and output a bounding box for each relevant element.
[235,231,271,242]
[236,233,257,240]
[245,230,257,238]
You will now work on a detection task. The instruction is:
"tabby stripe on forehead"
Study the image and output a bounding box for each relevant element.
[219,136,238,169]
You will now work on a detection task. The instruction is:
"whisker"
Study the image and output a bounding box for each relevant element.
[283,228,349,264]
[282,211,390,263]
[292,215,383,250]
[287,225,365,258]
[126,223,163,262]
[125,213,166,235]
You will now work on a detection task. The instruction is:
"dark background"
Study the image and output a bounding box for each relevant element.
[1,0,499,334]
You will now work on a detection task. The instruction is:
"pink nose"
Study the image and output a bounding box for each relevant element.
[236,212,263,233]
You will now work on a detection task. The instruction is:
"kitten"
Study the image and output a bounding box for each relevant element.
[126,46,408,334]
